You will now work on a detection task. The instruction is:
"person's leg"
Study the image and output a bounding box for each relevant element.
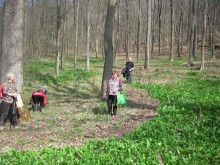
[113,95,117,115]
[107,95,113,115]
[129,71,133,83]
[31,95,38,111]
[0,101,11,126]
[126,73,129,83]
[38,96,45,112]
[8,102,18,126]
[126,72,130,83]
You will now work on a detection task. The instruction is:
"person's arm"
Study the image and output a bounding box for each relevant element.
[129,62,134,71]
[43,94,46,106]
[2,84,18,97]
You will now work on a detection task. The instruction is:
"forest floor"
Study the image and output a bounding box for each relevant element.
[0,51,219,153]
[0,76,159,153]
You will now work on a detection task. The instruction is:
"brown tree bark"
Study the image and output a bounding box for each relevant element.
[101,0,117,98]
[74,0,79,68]
[1,0,24,93]
[86,0,91,71]
[144,0,151,69]
[136,0,141,62]
[200,0,207,70]
[169,0,174,62]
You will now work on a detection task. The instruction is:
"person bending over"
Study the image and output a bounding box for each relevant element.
[30,86,47,112]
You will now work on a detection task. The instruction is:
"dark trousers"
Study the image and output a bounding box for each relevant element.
[0,101,18,126]
[107,95,117,115]
[31,95,44,110]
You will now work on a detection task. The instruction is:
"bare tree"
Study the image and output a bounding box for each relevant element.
[177,1,183,58]
[55,0,62,77]
[192,0,198,58]
[101,0,117,98]
[200,0,207,70]
[86,0,91,71]
[74,0,79,68]
[169,0,174,61]
[113,0,121,67]
[125,0,130,59]
[144,0,151,69]
[158,0,162,56]
[1,0,24,93]
[136,0,141,63]
[211,0,217,60]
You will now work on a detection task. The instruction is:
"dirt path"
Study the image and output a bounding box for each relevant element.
[0,80,159,153]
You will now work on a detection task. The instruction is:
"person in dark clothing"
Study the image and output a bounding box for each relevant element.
[0,73,19,130]
[30,86,47,112]
[106,71,123,116]
[125,57,134,83]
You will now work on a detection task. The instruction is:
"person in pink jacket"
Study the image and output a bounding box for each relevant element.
[106,71,123,116]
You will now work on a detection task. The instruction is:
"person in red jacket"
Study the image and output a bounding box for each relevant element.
[30,86,47,112]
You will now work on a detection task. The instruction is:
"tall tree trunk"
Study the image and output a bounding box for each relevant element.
[169,0,174,62]
[211,0,217,60]
[192,0,197,58]
[101,0,117,98]
[151,1,156,58]
[177,3,183,58]
[136,0,141,63]
[125,0,129,59]
[74,0,79,68]
[55,0,62,77]
[200,0,207,70]
[86,0,91,71]
[60,0,67,70]
[113,0,120,67]
[144,0,151,69]
[158,0,162,56]
[188,0,194,66]
[1,0,24,93]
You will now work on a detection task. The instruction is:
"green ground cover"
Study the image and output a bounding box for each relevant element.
[1,77,219,164]
[0,53,219,164]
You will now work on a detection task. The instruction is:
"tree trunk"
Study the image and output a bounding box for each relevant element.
[60,0,67,70]
[86,0,91,71]
[200,0,207,70]
[55,0,62,77]
[188,0,194,66]
[211,0,217,60]
[101,0,117,98]
[177,3,183,58]
[113,0,120,67]
[169,0,174,62]
[158,0,162,56]
[74,0,79,68]
[125,0,129,59]
[1,0,24,93]
[192,0,197,58]
[136,0,141,63]
[144,0,151,69]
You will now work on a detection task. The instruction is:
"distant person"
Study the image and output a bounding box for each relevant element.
[125,57,134,83]
[106,71,123,116]
[0,73,19,129]
[30,86,47,112]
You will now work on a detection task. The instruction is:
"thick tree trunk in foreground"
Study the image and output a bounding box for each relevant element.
[101,0,117,98]
[1,0,24,93]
